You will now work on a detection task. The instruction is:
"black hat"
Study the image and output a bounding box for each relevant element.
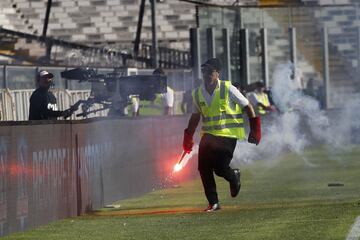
[201,58,222,72]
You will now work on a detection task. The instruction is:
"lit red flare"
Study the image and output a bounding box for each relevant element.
[173,151,187,173]
[173,163,182,172]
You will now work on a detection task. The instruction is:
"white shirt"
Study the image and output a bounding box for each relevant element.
[159,86,174,108]
[193,80,249,113]
[129,95,140,112]
[248,92,260,106]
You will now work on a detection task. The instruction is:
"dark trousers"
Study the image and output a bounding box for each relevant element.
[198,133,237,204]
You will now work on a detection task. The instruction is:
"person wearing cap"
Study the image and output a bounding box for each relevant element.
[182,58,261,212]
[29,70,76,120]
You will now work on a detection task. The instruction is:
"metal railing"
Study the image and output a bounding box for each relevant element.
[0,27,192,69]
[0,89,14,121]
[137,44,192,69]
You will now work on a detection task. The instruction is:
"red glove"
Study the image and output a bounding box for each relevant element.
[183,129,194,153]
[248,117,261,145]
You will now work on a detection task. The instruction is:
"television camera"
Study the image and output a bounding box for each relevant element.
[61,68,167,117]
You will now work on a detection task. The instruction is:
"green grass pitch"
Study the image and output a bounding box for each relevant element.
[4,146,360,240]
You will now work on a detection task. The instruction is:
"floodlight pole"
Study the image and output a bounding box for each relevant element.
[190,28,201,87]
[240,28,250,86]
[222,28,231,81]
[150,0,159,68]
[322,27,330,109]
[134,0,146,58]
[206,28,216,59]
[42,0,52,37]
[42,0,53,62]
[289,27,297,68]
[260,28,269,87]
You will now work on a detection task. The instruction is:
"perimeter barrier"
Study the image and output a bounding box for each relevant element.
[0,115,197,237]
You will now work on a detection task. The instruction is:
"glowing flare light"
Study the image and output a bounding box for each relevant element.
[172,145,198,173]
[173,151,187,173]
[173,163,183,172]
[173,150,192,173]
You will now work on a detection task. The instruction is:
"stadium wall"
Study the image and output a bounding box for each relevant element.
[0,116,197,237]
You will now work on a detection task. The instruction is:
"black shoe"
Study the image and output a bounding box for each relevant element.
[204,203,221,212]
[230,169,241,197]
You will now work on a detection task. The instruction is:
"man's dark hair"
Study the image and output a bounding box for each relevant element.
[256,81,265,88]
[201,58,222,72]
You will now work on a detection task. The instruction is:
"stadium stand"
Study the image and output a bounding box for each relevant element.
[199,1,360,107]
[296,1,360,107]
[242,8,320,85]
[1,0,196,50]
[269,4,360,107]
[1,0,359,111]
[302,0,354,4]
[200,6,319,85]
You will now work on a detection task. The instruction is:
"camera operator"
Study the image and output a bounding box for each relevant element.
[29,70,76,120]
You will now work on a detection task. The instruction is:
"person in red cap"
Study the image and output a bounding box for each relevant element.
[183,58,261,212]
[29,70,76,120]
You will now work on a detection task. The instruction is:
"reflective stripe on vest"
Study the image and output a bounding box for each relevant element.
[192,80,246,140]
[203,113,243,123]
[202,122,244,131]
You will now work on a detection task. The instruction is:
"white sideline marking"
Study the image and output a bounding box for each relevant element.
[346,216,360,240]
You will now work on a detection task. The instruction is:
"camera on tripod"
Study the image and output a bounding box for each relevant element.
[61,68,167,117]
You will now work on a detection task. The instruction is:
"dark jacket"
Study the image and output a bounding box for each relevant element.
[28,87,63,120]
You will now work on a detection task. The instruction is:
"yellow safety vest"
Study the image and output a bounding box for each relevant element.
[192,80,246,140]
[256,92,270,115]
[139,87,174,116]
